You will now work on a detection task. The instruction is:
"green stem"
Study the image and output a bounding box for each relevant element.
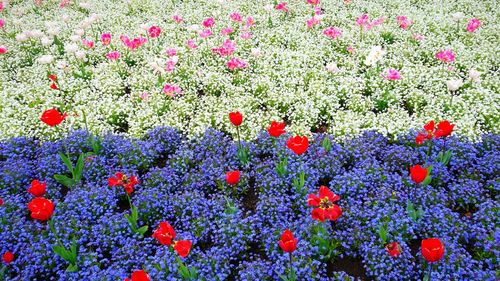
[289,252,293,281]
[425,142,433,165]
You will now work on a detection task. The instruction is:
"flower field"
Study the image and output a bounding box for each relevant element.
[0,0,499,280]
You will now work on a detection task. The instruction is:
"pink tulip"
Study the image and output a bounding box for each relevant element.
[106,51,120,60]
[101,33,112,46]
[186,39,198,49]
[202,17,215,28]
[466,18,481,33]
[383,68,401,80]
[230,12,243,22]
[227,57,247,71]
[323,27,342,39]
[435,49,455,63]
[163,84,182,97]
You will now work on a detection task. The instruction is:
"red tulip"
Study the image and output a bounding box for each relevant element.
[286,136,309,155]
[415,121,435,144]
[50,82,58,90]
[434,120,454,138]
[307,186,342,222]
[2,251,14,264]
[267,121,286,137]
[28,197,54,221]
[152,221,176,246]
[410,165,428,184]
[49,74,57,81]
[173,240,192,257]
[124,269,151,281]
[0,198,3,206]
[225,170,240,186]
[228,111,243,126]
[421,238,444,263]
[278,229,297,253]
[28,179,46,197]
[108,172,139,194]
[386,242,402,257]
[40,108,67,127]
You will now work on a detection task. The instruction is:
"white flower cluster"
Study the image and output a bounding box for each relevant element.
[0,0,498,140]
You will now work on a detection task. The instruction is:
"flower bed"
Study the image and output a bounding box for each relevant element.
[0,0,499,139]
[0,127,498,280]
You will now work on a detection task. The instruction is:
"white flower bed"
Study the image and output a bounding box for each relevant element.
[0,0,498,139]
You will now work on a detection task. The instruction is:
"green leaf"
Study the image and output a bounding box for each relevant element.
[66,264,79,272]
[131,206,138,221]
[378,223,388,244]
[138,225,148,236]
[52,244,71,262]
[54,174,76,188]
[321,138,332,152]
[58,152,74,174]
[74,154,85,182]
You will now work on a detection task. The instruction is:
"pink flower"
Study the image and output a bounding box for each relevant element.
[166,48,177,57]
[0,46,7,54]
[59,0,70,8]
[140,92,149,100]
[0,19,5,29]
[163,84,182,97]
[275,2,289,13]
[186,39,198,49]
[172,15,183,24]
[149,26,162,38]
[396,15,412,29]
[347,46,355,54]
[101,33,112,46]
[365,17,385,31]
[199,29,213,38]
[306,16,321,29]
[466,18,481,33]
[166,57,178,73]
[435,49,455,63]
[383,68,401,80]
[82,39,94,48]
[202,17,215,28]
[412,33,425,41]
[106,51,120,60]
[240,32,252,40]
[323,26,342,39]
[230,12,243,22]
[212,39,236,57]
[227,57,247,71]
[307,0,320,5]
[245,16,255,28]
[221,27,234,36]
[356,14,369,26]
[314,6,322,15]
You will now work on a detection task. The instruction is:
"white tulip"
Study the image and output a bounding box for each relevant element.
[468,69,481,83]
[40,37,53,46]
[365,46,385,67]
[75,29,85,36]
[65,43,79,54]
[446,79,463,91]
[452,12,464,22]
[75,50,86,60]
[251,48,262,57]
[37,55,54,64]
[15,33,28,42]
[326,62,340,73]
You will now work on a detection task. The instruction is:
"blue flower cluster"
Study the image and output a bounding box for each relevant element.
[0,128,498,280]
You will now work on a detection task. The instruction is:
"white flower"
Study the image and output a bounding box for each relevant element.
[468,69,481,83]
[446,79,464,91]
[251,48,261,57]
[40,37,53,46]
[187,24,200,32]
[37,55,54,64]
[64,43,79,54]
[452,12,464,22]
[47,27,61,36]
[326,62,340,73]
[75,29,85,36]
[70,35,81,42]
[75,50,86,60]
[56,60,69,70]
[170,55,179,64]
[15,33,28,42]
[365,46,385,67]
[149,58,166,75]
[140,23,150,31]
[264,4,274,12]
[89,13,101,22]
[31,30,44,38]
[62,15,71,22]
[79,2,91,9]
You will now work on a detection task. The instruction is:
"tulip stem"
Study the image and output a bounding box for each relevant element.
[424,142,433,165]
[236,126,242,149]
[427,262,433,281]
[289,252,294,281]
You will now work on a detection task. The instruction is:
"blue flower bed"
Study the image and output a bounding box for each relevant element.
[0,128,498,280]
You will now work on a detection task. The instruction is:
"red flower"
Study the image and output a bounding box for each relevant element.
[152,221,176,246]
[228,111,243,126]
[0,198,3,206]
[415,121,435,144]
[40,108,67,127]
[307,186,342,222]
[28,198,54,221]
[2,251,14,264]
[124,269,151,281]
[50,82,58,90]
[267,121,286,137]
[386,242,402,257]
[286,135,309,155]
[409,165,428,184]
[421,238,444,263]
[49,74,57,81]
[278,229,297,253]
[225,170,240,186]
[434,120,454,138]
[108,172,139,194]
[28,179,46,197]
[173,240,192,257]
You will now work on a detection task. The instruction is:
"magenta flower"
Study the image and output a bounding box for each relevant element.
[227,57,247,71]
[466,18,481,33]
[148,26,162,38]
[186,39,198,49]
[306,16,321,29]
[212,39,236,57]
[275,2,289,13]
[435,49,455,63]
[106,51,120,60]
[383,68,401,80]
[163,84,182,97]
[82,39,94,48]
[0,46,7,54]
[101,33,112,46]
[199,29,213,38]
[0,19,5,29]
[120,35,147,50]
[166,48,177,57]
[240,32,252,40]
[356,14,369,26]
[323,27,342,39]
[202,17,215,28]
[221,27,234,36]
[230,12,243,22]
[396,15,412,29]
[172,15,183,24]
